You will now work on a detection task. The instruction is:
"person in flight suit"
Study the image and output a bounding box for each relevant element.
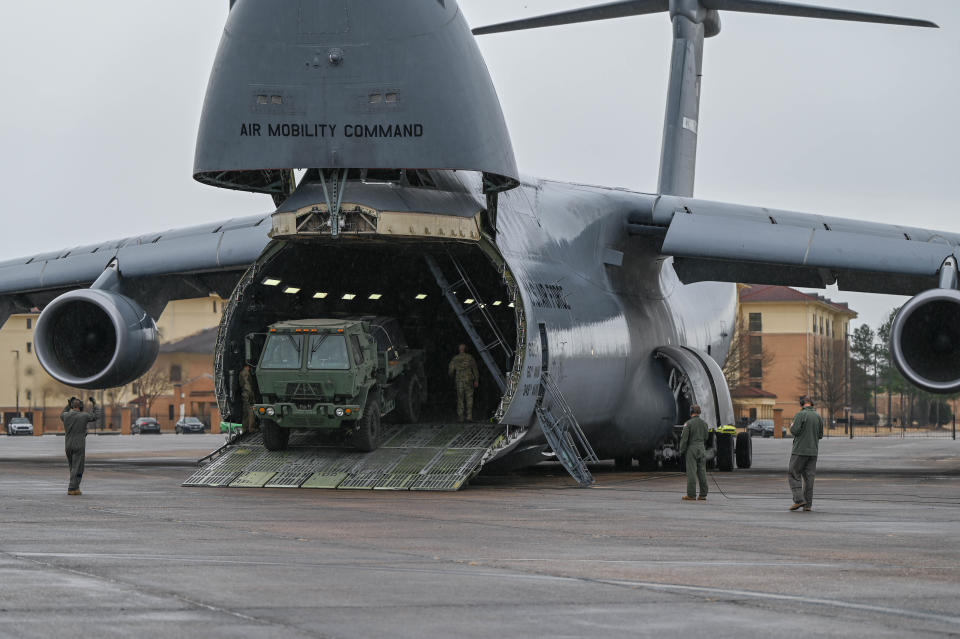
[680,404,709,501]
[239,364,259,434]
[448,343,480,422]
[789,396,824,512]
[61,397,97,496]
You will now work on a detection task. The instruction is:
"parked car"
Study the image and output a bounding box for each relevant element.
[6,417,33,436]
[131,417,161,435]
[175,417,206,434]
[747,419,775,438]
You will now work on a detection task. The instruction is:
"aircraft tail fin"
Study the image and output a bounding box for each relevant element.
[472,1,936,36]
[473,1,936,197]
[703,1,936,29]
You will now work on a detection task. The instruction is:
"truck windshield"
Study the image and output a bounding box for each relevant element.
[260,334,304,369]
[308,334,350,370]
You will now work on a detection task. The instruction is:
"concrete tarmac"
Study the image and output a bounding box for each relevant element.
[1,434,959,638]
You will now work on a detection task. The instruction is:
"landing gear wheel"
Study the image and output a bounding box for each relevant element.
[354,397,382,452]
[261,418,290,451]
[735,431,753,469]
[397,374,425,423]
[614,456,633,472]
[717,433,735,472]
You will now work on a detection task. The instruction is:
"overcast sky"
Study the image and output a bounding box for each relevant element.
[0,0,956,331]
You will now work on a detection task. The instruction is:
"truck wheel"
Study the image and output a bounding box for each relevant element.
[735,432,753,469]
[261,418,289,451]
[717,433,735,472]
[397,374,424,423]
[354,400,382,452]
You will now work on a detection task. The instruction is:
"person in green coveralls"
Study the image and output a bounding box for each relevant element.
[61,398,98,496]
[679,404,709,501]
[788,396,824,512]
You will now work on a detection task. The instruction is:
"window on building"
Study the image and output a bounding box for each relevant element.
[25,390,31,401]
[748,313,762,332]
[749,360,763,378]
[820,316,824,335]
[749,335,762,356]
[749,408,757,421]
[25,342,31,354]
[212,300,218,313]
[750,382,762,389]
[26,318,31,330]
[168,405,174,420]
[827,321,831,337]
[813,314,817,333]
[170,365,182,382]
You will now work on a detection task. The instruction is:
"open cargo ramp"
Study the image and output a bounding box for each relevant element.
[184,422,524,491]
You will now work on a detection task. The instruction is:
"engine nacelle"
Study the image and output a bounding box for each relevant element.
[891,289,960,394]
[34,289,159,390]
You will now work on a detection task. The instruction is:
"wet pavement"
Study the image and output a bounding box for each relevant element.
[1,435,958,638]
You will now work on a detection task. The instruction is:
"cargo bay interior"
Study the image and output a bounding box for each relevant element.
[222,240,520,427]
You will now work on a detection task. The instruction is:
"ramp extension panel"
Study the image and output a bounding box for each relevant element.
[184,423,521,491]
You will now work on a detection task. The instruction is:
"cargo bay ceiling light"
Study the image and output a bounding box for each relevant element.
[415,294,428,300]
[492,300,502,306]
[368,294,383,300]
[284,287,301,295]
[342,293,356,300]
[313,292,328,299]
[464,299,475,305]
[262,278,281,287]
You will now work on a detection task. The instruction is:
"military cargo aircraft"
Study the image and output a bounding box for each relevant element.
[2,1,957,485]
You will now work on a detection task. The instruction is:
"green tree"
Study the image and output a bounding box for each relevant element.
[849,324,876,417]
[877,308,908,426]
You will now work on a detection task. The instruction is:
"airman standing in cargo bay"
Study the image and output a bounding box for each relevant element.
[240,364,259,433]
[448,344,479,422]
[61,398,97,496]
[680,404,709,501]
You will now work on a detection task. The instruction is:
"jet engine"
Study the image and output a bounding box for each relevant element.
[34,288,159,390]
[891,287,960,394]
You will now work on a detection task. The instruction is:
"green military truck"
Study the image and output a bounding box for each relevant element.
[248,317,427,452]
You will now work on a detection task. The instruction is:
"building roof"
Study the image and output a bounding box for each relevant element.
[739,285,857,317]
[160,327,218,354]
[729,385,778,399]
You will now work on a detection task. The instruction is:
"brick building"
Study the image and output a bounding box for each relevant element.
[732,285,857,429]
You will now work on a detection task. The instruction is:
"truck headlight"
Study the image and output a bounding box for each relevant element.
[266,407,276,417]
[335,408,345,417]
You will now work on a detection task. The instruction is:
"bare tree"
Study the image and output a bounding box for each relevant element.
[133,368,170,418]
[723,317,775,390]
[797,337,847,427]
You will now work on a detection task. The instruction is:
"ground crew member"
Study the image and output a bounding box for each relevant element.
[448,344,479,422]
[679,404,709,501]
[789,396,824,512]
[61,397,97,496]
[239,364,259,434]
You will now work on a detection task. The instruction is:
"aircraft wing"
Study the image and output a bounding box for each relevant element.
[631,194,960,297]
[0,212,272,322]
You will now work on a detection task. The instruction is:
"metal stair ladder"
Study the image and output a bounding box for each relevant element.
[424,253,513,393]
[536,372,598,487]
